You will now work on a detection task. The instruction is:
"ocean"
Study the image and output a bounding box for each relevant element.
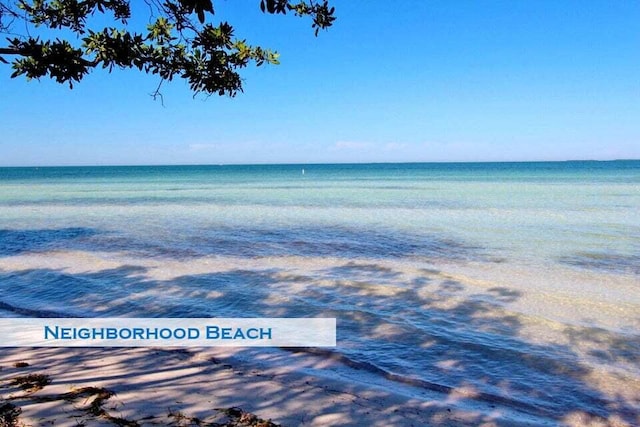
[0,161,638,424]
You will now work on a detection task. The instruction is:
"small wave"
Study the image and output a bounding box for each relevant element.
[0,227,98,256]
[0,300,74,318]
[282,347,630,421]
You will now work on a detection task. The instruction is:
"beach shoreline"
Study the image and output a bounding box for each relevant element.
[1,249,639,426]
[1,346,631,427]
[0,348,550,426]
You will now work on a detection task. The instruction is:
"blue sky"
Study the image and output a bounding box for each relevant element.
[1,0,638,166]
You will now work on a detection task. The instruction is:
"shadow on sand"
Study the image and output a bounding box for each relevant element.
[0,259,638,426]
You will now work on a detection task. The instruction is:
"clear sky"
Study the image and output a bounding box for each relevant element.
[1,0,639,166]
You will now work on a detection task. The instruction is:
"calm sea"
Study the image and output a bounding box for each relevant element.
[0,161,639,423]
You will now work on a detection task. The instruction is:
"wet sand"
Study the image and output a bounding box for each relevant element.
[0,346,567,427]
[2,346,634,426]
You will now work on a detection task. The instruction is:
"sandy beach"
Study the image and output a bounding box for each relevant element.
[0,347,491,426]
[1,346,634,426]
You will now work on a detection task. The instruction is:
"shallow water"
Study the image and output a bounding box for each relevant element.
[0,161,639,424]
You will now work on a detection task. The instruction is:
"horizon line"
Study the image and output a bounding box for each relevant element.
[0,159,638,168]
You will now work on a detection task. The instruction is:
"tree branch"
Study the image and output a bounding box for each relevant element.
[0,47,19,55]
[0,0,335,96]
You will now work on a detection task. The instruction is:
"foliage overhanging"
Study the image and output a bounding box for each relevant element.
[0,0,335,96]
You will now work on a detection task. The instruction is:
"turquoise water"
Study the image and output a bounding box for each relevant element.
[0,161,639,423]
